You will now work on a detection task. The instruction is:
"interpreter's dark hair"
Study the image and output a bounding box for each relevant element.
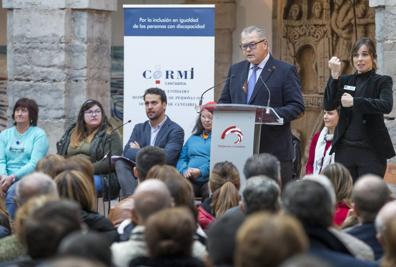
[350,37,377,70]
[283,180,333,228]
[136,146,166,181]
[12,98,39,126]
[145,207,196,258]
[210,161,240,217]
[143,87,167,103]
[243,153,281,183]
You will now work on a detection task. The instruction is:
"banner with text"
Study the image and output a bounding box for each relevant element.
[123,5,215,145]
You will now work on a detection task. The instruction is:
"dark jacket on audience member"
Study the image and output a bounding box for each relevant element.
[129,256,205,267]
[347,223,383,260]
[81,209,118,243]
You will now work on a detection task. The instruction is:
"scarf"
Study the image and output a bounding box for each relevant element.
[313,127,335,174]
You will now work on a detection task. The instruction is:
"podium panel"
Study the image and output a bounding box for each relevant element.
[210,110,256,189]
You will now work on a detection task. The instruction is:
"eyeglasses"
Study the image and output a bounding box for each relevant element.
[240,39,266,51]
[84,110,102,116]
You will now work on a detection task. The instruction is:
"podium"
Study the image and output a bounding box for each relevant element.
[206,103,283,189]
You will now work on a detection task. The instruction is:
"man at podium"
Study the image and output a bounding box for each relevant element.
[218,25,304,185]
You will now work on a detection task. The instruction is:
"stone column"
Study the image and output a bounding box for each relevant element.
[185,0,236,100]
[2,0,117,153]
[370,0,396,169]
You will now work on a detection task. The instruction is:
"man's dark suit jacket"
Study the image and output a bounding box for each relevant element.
[218,55,304,161]
[123,117,184,166]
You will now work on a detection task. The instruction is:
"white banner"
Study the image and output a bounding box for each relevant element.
[123,4,215,145]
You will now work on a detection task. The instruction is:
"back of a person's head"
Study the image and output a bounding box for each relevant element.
[375,200,396,239]
[62,155,95,179]
[242,176,281,214]
[136,146,166,180]
[352,174,390,223]
[278,254,333,267]
[210,161,240,217]
[133,179,173,224]
[54,170,96,212]
[16,172,59,206]
[58,231,112,267]
[39,257,106,267]
[207,211,245,266]
[145,207,196,258]
[146,164,194,206]
[235,213,308,267]
[36,154,66,178]
[24,199,82,259]
[283,180,333,228]
[321,163,353,203]
[380,217,396,267]
[243,153,281,184]
[15,195,59,243]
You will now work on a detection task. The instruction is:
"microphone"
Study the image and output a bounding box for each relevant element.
[104,119,132,160]
[198,75,235,107]
[258,75,271,113]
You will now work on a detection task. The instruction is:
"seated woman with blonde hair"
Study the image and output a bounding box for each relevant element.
[197,161,240,229]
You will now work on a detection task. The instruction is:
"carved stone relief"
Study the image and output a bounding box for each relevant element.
[274,0,375,174]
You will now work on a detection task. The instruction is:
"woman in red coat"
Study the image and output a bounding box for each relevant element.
[306,109,339,175]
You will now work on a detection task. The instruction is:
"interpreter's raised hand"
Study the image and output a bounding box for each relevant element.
[328,56,342,79]
[341,93,354,107]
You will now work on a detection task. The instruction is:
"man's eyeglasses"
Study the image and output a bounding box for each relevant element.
[85,110,102,116]
[240,39,266,51]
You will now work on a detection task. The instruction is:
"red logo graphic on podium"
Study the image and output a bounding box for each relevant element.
[221,125,243,144]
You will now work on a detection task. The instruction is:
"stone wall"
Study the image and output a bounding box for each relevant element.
[2,0,116,153]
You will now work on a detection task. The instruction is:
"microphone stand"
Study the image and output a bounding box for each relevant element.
[198,75,235,108]
[103,119,131,212]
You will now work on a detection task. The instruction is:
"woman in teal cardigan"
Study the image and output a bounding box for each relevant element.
[177,102,215,200]
[0,98,49,218]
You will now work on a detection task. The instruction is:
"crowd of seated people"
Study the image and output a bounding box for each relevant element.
[1,45,396,267]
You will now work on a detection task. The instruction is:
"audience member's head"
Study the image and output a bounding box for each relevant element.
[62,155,95,182]
[58,231,112,267]
[352,174,391,223]
[15,195,58,245]
[235,213,308,267]
[145,207,196,258]
[132,179,173,225]
[279,254,333,267]
[321,163,353,203]
[379,216,396,267]
[54,170,96,212]
[303,174,336,207]
[207,211,245,266]
[243,153,281,184]
[36,154,66,178]
[376,200,396,245]
[242,175,281,215]
[134,146,166,181]
[283,179,333,228]
[146,164,194,206]
[15,172,58,207]
[39,257,106,267]
[24,199,82,259]
[210,161,240,217]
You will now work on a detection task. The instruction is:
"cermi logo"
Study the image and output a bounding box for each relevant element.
[221,125,243,144]
[143,66,194,84]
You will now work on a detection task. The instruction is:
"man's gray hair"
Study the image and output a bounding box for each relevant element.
[242,175,280,214]
[241,25,267,40]
[16,172,58,206]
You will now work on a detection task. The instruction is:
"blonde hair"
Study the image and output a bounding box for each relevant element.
[54,170,96,211]
[210,161,240,217]
[321,163,353,204]
[236,213,308,267]
[381,217,396,267]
